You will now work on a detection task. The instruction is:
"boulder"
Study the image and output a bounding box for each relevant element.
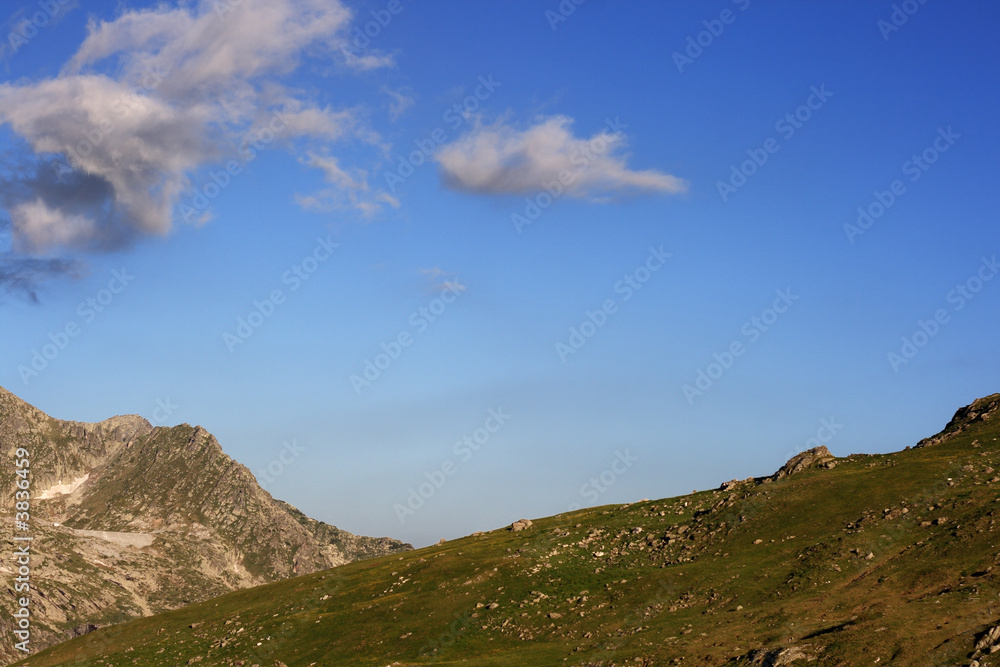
[510,519,533,532]
[773,446,834,480]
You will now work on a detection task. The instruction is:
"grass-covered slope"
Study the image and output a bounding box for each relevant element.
[14,395,1000,666]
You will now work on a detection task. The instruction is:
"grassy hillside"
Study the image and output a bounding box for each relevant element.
[14,395,1000,666]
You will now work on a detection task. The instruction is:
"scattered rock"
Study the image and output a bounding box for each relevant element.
[510,519,533,532]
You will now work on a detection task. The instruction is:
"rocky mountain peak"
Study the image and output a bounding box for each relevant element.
[0,387,410,663]
[916,393,1000,447]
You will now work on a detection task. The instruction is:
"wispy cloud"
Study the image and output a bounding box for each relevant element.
[435,115,688,199]
[0,253,83,303]
[296,152,400,216]
[420,267,466,294]
[383,86,415,120]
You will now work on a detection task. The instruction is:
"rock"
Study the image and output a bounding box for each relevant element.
[747,645,810,666]
[915,394,1000,447]
[548,612,562,619]
[510,519,533,532]
[773,446,835,480]
[71,624,99,637]
[975,624,1000,651]
[487,602,499,610]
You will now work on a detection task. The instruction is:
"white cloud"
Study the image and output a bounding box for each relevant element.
[435,115,688,199]
[383,86,415,120]
[10,198,96,252]
[295,153,399,216]
[0,0,387,257]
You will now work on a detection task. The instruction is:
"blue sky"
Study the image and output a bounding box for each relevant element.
[1,0,997,548]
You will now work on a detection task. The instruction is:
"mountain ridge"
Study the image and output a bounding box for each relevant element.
[12,391,999,666]
[0,386,410,664]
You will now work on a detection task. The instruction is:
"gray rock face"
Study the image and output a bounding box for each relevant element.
[0,386,411,664]
[772,446,834,480]
[916,393,1000,447]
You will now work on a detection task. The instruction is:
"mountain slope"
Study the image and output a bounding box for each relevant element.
[10,393,1000,666]
[0,387,410,663]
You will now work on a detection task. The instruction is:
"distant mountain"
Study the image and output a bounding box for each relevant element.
[0,387,410,663]
[11,393,1000,666]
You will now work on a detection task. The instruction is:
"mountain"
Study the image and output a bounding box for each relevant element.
[10,392,1000,666]
[0,387,410,664]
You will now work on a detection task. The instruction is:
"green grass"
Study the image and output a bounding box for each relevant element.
[13,396,1000,666]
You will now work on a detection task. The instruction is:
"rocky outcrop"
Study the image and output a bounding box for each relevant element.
[0,386,410,664]
[772,446,834,480]
[746,645,811,666]
[971,622,1000,663]
[916,393,1000,447]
